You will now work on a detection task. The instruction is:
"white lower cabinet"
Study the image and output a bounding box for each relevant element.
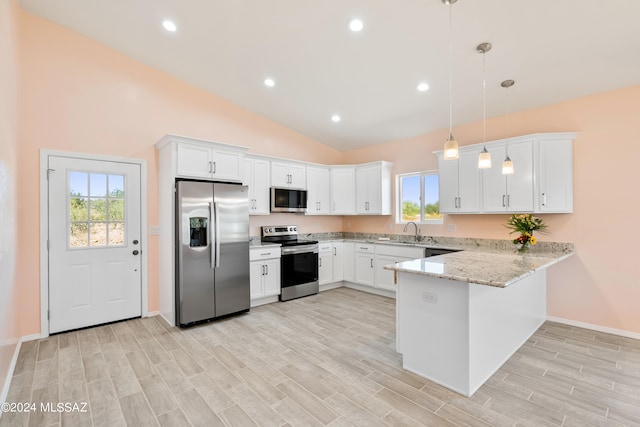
[332,241,344,282]
[374,245,424,292]
[354,244,375,287]
[342,242,355,282]
[250,247,281,301]
[318,243,334,285]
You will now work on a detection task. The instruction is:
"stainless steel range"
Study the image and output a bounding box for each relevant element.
[261,226,319,301]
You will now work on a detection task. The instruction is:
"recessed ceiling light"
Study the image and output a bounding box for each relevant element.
[348,19,364,32]
[162,20,177,32]
[331,115,341,123]
[263,78,275,87]
[417,82,430,92]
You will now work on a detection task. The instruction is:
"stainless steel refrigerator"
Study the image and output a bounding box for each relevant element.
[175,180,250,327]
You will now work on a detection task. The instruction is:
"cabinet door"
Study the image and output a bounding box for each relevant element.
[332,242,344,282]
[536,138,573,213]
[355,253,374,286]
[355,167,370,214]
[318,252,333,285]
[306,167,330,215]
[374,254,398,292]
[481,144,508,213]
[288,164,306,189]
[176,143,212,179]
[438,154,459,213]
[457,150,481,213]
[249,261,265,299]
[211,148,243,182]
[331,168,355,215]
[263,259,281,296]
[252,159,270,215]
[271,162,290,187]
[505,139,534,212]
[343,242,355,282]
[367,166,383,214]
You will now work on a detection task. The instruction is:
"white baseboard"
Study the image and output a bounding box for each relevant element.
[1,339,21,406]
[21,333,43,343]
[547,316,640,340]
[319,282,343,292]
[146,311,161,317]
[250,295,279,308]
[343,282,396,299]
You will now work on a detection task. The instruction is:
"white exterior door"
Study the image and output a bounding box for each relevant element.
[48,156,142,333]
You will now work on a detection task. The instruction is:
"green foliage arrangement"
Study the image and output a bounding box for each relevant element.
[506,213,547,251]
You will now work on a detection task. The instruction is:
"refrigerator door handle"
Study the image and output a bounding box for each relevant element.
[214,201,221,268]
[209,202,215,269]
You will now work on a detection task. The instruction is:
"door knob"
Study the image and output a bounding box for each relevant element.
[132,250,139,255]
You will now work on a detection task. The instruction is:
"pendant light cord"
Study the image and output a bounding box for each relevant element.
[482,51,486,143]
[448,2,453,134]
[505,84,510,155]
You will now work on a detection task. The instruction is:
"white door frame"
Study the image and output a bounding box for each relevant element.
[40,150,148,338]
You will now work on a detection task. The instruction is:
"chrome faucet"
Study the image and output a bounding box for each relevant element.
[403,221,420,242]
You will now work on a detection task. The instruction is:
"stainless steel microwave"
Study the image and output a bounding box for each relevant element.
[270,187,307,213]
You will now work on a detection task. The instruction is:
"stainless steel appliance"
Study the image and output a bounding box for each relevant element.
[270,187,308,213]
[261,226,319,301]
[176,180,250,327]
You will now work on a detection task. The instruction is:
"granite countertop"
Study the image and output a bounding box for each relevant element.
[249,241,281,248]
[385,250,574,288]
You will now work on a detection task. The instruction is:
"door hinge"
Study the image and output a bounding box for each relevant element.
[47,310,50,320]
[46,168,55,180]
[47,240,50,250]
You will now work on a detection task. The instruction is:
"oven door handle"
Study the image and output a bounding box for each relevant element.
[281,245,319,255]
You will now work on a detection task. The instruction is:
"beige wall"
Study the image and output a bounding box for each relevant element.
[15,8,640,344]
[0,0,21,399]
[18,12,343,336]
[344,85,640,334]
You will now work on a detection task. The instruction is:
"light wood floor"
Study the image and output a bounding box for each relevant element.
[2,287,640,427]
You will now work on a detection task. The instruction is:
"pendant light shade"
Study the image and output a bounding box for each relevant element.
[477,42,492,169]
[502,155,514,174]
[501,79,515,175]
[478,146,492,168]
[442,0,459,160]
[444,133,459,160]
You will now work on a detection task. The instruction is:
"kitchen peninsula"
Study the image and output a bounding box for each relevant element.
[386,247,574,397]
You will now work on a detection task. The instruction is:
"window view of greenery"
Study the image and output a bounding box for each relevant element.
[400,172,443,222]
[69,172,125,247]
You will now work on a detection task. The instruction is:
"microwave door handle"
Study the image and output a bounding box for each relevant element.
[214,202,221,268]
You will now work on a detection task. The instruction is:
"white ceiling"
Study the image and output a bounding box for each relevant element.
[20,0,640,151]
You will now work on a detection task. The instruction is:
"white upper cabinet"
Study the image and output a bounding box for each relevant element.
[438,149,481,214]
[435,132,575,215]
[355,162,392,215]
[534,136,574,213]
[176,141,244,182]
[244,156,271,215]
[330,167,356,215]
[482,139,534,213]
[271,161,306,189]
[306,166,331,215]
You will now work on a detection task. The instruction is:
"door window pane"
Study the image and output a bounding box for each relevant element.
[67,171,126,248]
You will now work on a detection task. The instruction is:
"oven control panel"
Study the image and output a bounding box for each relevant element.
[262,225,298,237]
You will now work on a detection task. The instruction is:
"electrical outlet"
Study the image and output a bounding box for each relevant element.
[447,224,456,233]
[422,292,438,304]
[149,226,160,235]
[387,222,393,230]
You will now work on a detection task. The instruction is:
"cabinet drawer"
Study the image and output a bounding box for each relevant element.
[250,247,281,261]
[355,243,375,254]
[318,243,333,253]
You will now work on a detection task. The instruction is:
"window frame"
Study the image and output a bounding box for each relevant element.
[396,170,444,225]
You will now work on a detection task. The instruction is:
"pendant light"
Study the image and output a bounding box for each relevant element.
[442,0,459,160]
[477,42,492,169]
[501,79,515,175]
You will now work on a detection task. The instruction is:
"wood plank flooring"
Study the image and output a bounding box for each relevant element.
[2,287,640,426]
